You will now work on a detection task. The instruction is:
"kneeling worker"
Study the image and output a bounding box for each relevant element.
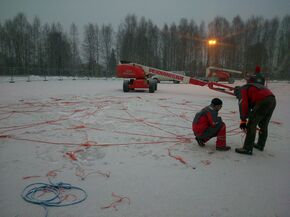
[192,98,231,151]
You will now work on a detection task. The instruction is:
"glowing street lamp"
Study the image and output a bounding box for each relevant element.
[208,39,217,46]
[207,39,217,66]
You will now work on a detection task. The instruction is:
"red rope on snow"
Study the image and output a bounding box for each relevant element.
[22,175,42,180]
[168,148,187,164]
[101,192,130,211]
[167,148,196,170]
[270,120,283,125]
[201,160,211,166]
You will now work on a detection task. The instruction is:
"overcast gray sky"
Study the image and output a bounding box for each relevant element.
[1,0,290,31]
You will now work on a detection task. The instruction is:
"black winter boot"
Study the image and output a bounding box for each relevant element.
[235,148,253,155]
[216,146,231,151]
[195,137,205,147]
[253,143,264,151]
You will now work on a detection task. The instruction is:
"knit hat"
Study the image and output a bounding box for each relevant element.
[255,65,261,73]
[211,98,223,106]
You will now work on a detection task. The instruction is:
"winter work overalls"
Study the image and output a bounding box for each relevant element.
[192,106,226,148]
[237,83,276,151]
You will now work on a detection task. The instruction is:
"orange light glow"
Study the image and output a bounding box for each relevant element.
[208,39,217,45]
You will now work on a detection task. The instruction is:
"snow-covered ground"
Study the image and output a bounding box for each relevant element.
[0,78,289,217]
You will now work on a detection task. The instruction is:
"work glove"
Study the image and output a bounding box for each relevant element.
[240,120,247,131]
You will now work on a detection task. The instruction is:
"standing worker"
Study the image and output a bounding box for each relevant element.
[192,98,231,151]
[234,82,276,155]
[248,65,266,85]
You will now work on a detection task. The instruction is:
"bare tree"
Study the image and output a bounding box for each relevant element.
[100,24,113,77]
[262,17,279,73]
[46,23,71,75]
[228,16,245,70]
[9,13,32,73]
[83,23,99,77]
[69,23,81,76]
[160,24,170,70]
[31,16,41,71]
[169,23,178,70]
[147,20,160,67]
[94,24,101,72]
[117,14,138,62]
[108,48,117,76]
[0,22,4,66]
[273,15,290,78]
[135,17,148,64]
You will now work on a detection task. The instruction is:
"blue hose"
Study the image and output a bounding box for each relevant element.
[21,181,87,217]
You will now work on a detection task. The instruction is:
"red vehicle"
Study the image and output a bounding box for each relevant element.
[205,66,242,84]
[116,62,235,95]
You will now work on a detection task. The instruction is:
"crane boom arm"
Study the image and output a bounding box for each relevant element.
[132,63,235,95]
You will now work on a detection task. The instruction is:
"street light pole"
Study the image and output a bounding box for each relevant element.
[207,39,217,66]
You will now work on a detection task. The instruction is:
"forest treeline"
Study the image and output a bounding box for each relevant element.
[0,13,289,78]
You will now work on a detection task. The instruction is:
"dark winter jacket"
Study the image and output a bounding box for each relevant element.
[236,83,275,121]
[192,105,220,136]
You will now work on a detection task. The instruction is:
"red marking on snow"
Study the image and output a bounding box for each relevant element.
[12,136,77,146]
[64,151,78,161]
[101,192,130,211]
[179,113,187,119]
[135,118,145,122]
[227,127,240,133]
[75,167,85,178]
[37,189,50,198]
[168,149,187,165]
[176,136,192,143]
[96,171,111,178]
[68,125,86,130]
[74,149,84,154]
[80,142,93,148]
[0,113,14,121]
[270,120,282,125]
[22,175,42,180]
[50,97,62,101]
[201,160,211,166]
[74,125,86,129]
[73,109,86,113]
[45,120,56,124]
[61,101,78,105]
[91,140,180,147]
[60,194,77,202]
[78,170,111,180]
[46,170,60,178]
[174,155,187,164]
[0,135,11,139]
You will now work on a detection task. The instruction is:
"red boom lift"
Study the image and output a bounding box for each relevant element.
[205,66,242,84]
[116,62,235,96]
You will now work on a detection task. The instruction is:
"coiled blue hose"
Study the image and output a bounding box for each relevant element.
[21,181,87,217]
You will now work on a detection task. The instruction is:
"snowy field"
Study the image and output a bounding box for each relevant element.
[0,78,289,217]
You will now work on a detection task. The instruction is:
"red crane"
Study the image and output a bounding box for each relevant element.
[116,62,235,96]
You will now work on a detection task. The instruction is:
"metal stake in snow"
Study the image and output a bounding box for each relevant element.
[9,68,15,83]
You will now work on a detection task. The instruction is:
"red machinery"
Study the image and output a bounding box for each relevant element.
[205,66,242,84]
[116,62,235,95]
